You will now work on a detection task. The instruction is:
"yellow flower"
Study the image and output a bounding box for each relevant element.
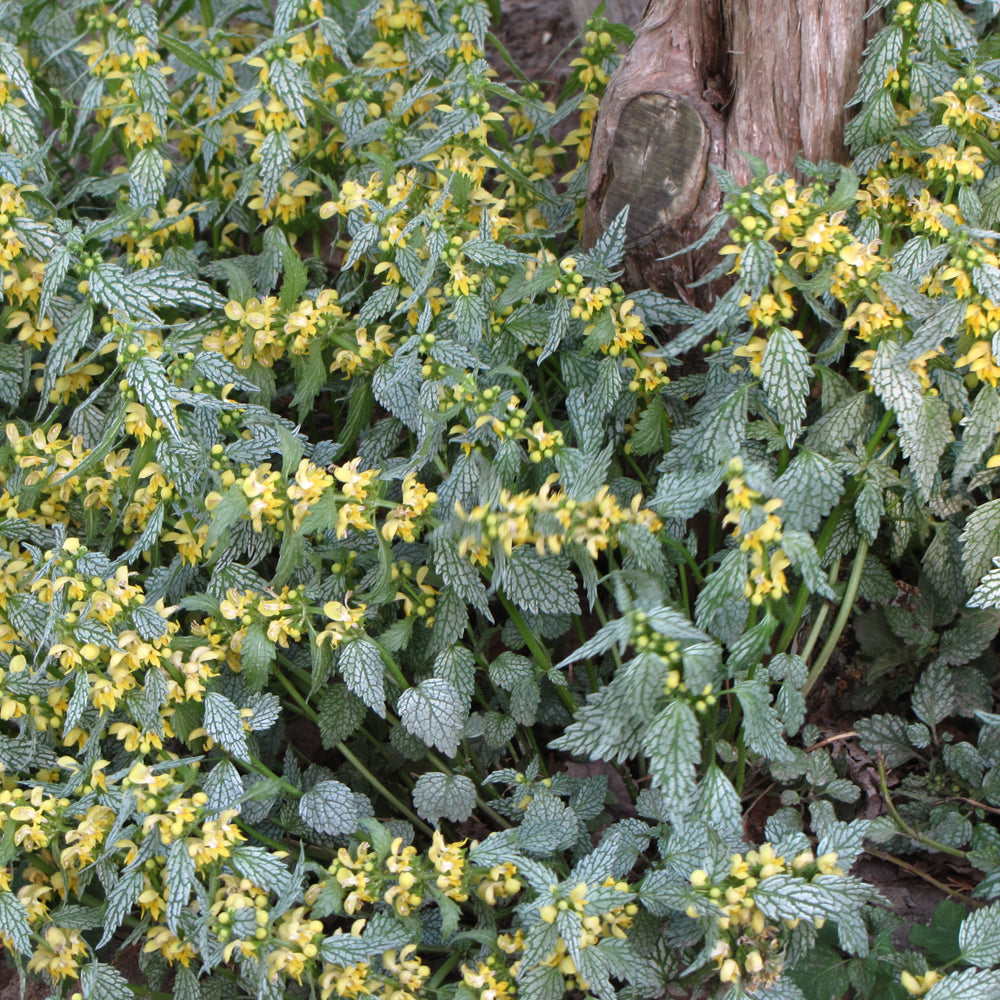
[901,970,942,996]
[428,831,468,900]
[27,926,87,981]
[186,810,245,868]
[144,925,197,966]
[956,339,1000,386]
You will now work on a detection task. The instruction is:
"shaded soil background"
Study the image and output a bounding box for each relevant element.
[490,0,581,95]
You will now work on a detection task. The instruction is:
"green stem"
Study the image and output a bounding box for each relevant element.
[337,738,433,835]
[274,662,320,722]
[865,408,896,460]
[776,504,845,654]
[877,758,968,859]
[274,660,431,833]
[798,557,841,662]
[734,736,747,796]
[240,823,298,854]
[245,759,303,799]
[428,946,467,990]
[499,593,576,714]
[803,539,868,697]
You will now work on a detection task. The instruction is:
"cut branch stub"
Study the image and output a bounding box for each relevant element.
[597,92,709,249]
[584,0,879,302]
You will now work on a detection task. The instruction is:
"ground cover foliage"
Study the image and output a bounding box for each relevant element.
[6,0,1000,998]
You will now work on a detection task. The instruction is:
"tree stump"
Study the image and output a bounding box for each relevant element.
[584,0,879,301]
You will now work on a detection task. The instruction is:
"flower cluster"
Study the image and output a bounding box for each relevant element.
[457,475,662,562]
[721,460,790,606]
[687,846,842,991]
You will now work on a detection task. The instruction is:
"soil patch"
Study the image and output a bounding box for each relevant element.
[489,0,581,97]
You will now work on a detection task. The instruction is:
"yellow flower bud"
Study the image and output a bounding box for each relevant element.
[719,958,740,983]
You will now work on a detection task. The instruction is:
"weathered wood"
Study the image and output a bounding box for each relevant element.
[597,93,709,244]
[584,0,880,300]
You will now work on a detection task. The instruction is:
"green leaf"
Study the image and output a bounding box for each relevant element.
[239,621,275,692]
[969,557,1000,610]
[339,638,386,718]
[203,691,250,761]
[852,25,904,104]
[822,166,860,214]
[412,772,477,824]
[130,146,166,211]
[855,713,917,767]
[734,679,795,761]
[962,499,1000,591]
[317,684,367,748]
[397,677,467,757]
[96,868,143,948]
[299,780,359,836]
[956,386,1000,482]
[159,32,225,78]
[0,891,31,954]
[774,451,843,533]
[694,548,748,644]
[81,963,134,1000]
[787,945,851,1000]
[501,549,580,616]
[910,899,966,964]
[924,969,1000,1000]
[782,530,835,599]
[279,243,309,311]
[760,325,812,446]
[870,342,950,499]
[739,239,776,299]
[126,356,181,438]
[518,794,579,854]
[40,300,94,410]
[912,664,956,727]
[165,837,195,932]
[643,700,699,821]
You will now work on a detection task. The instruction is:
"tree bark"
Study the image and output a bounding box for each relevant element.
[584,0,879,300]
